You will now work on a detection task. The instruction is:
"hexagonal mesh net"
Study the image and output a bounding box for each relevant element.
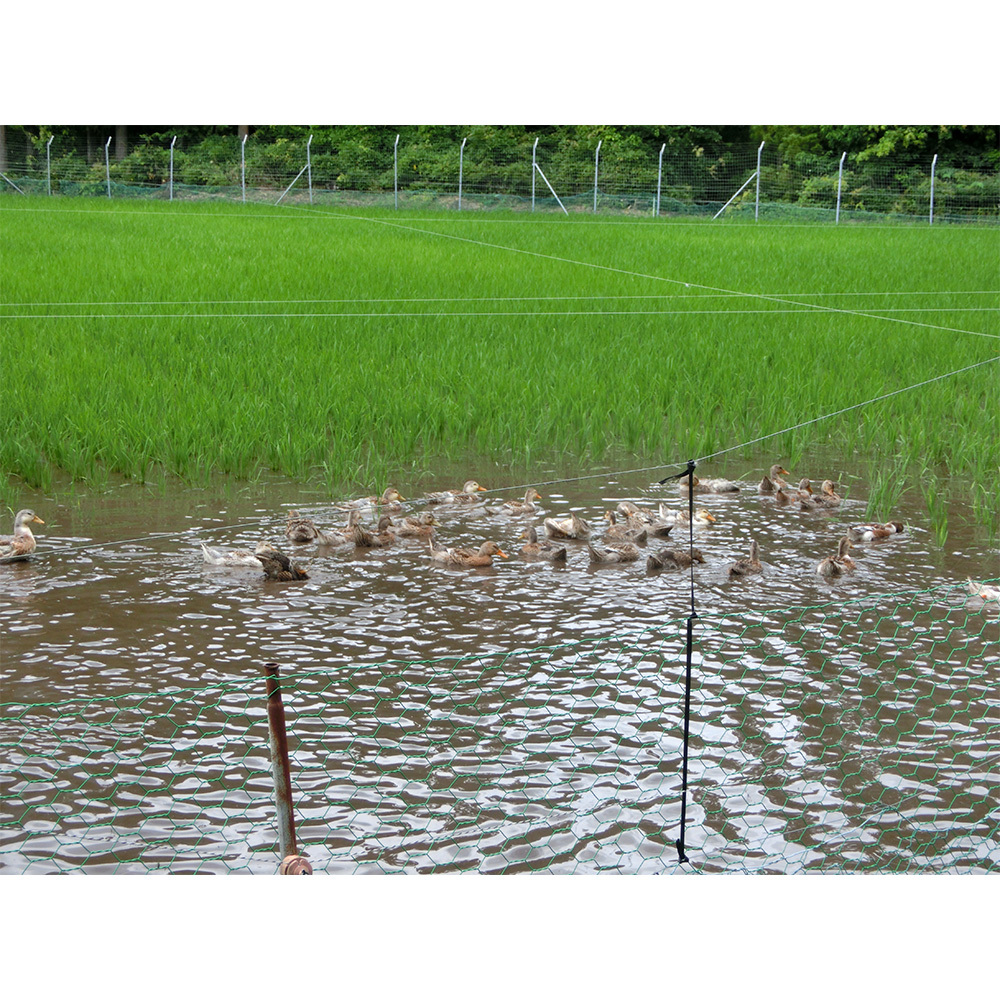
[2,579,997,872]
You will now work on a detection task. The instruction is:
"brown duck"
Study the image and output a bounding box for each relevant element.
[255,542,309,580]
[430,539,508,567]
[646,547,705,571]
[520,525,567,562]
[727,539,763,577]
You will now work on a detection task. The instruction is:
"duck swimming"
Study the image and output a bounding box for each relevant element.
[200,542,261,567]
[657,505,717,527]
[587,541,641,565]
[727,539,763,578]
[0,510,45,563]
[847,521,904,543]
[495,488,543,515]
[285,511,338,544]
[425,480,488,504]
[336,487,406,519]
[603,511,647,545]
[392,512,439,539]
[967,578,1000,603]
[430,539,508,567]
[680,473,740,494]
[520,525,567,562]
[543,512,592,540]
[759,465,791,493]
[254,542,309,580]
[646,547,705,572]
[816,537,855,578]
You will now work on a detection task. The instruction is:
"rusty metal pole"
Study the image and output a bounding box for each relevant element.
[263,662,312,873]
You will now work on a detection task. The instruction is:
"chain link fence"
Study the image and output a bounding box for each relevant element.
[2,129,997,224]
[3,579,997,873]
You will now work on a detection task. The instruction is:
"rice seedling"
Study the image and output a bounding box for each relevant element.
[1,198,997,525]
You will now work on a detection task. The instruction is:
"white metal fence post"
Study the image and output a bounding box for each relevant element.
[394,133,400,210]
[593,139,602,213]
[835,151,847,223]
[531,137,538,211]
[755,140,764,221]
[307,134,313,205]
[241,134,247,203]
[46,135,54,195]
[104,136,112,198]
[458,136,467,210]
[929,153,938,225]
[656,142,665,216]
[169,135,177,201]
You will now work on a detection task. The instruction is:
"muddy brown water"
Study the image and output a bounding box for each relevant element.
[2,453,998,873]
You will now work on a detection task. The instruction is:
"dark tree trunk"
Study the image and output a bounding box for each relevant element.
[116,125,128,161]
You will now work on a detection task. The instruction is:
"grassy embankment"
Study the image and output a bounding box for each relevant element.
[1,198,998,533]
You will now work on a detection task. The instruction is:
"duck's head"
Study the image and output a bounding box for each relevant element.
[797,479,813,493]
[464,481,487,493]
[821,480,839,495]
[381,487,405,502]
[14,510,45,530]
[695,509,717,523]
[769,464,791,479]
[837,536,854,556]
[480,541,508,558]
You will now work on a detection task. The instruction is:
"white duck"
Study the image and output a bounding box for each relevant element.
[0,509,45,563]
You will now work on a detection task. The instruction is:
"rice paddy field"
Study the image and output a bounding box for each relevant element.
[2,196,1000,875]
[1,197,998,535]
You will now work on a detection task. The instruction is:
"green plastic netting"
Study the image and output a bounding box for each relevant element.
[2,579,997,873]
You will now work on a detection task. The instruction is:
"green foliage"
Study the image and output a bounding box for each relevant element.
[1,200,997,535]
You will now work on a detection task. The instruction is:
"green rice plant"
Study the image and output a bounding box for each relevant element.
[865,457,911,522]
[919,473,951,547]
[1,198,997,522]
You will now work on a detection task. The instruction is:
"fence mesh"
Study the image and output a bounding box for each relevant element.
[2,580,997,873]
[2,130,997,223]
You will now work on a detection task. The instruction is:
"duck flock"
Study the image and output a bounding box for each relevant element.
[2,465,997,603]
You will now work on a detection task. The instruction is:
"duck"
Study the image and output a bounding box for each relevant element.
[425,480,488,504]
[392,512,439,539]
[810,480,842,508]
[430,539,508,567]
[587,540,641,564]
[200,542,261,567]
[646,547,705,571]
[616,501,657,524]
[543,512,592,540]
[967,578,1000,603]
[520,525,567,562]
[727,539,763,577]
[657,504,717,527]
[335,487,406,518]
[0,509,45,563]
[847,521,905,543]
[495,488,543,515]
[351,514,396,548]
[816,536,855,578]
[285,511,340,544]
[833,535,856,570]
[254,542,309,580]
[680,473,740,494]
[603,511,647,545]
[759,465,791,493]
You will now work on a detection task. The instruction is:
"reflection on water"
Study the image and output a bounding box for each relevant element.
[1,455,998,873]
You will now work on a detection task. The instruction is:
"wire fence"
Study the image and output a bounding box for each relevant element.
[2,130,997,224]
[2,579,996,873]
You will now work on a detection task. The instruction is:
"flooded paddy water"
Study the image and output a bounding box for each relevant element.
[1,450,998,873]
